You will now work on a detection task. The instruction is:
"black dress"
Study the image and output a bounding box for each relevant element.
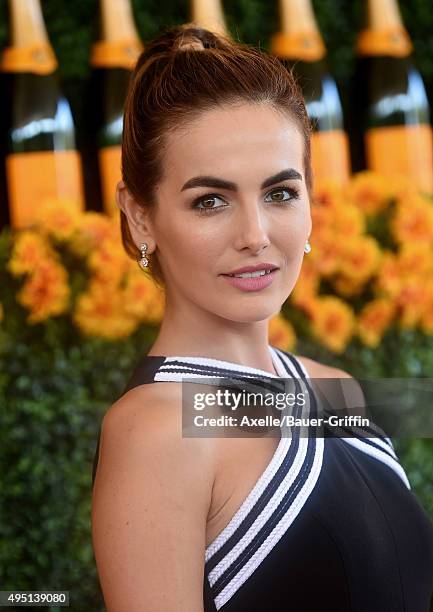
[92,345,433,611]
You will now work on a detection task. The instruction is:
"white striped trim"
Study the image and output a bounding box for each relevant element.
[159,351,281,378]
[208,434,309,584]
[214,436,324,610]
[205,348,300,559]
[340,436,411,490]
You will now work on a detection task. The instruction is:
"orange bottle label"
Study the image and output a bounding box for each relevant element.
[99,145,121,216]
[6,150,84,228]
[270,31,326,62]
[356,27,412,57]
[90,39,143,69]
[1,43,57,74]
[310,130,351,186]
[365,124,433,193]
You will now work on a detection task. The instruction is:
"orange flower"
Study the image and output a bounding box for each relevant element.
[87,237,131,285]
[396,243,433,279]
[332,275,366,298]
[374,251,402,297]
[73,278,138,339]
[71,212,120,257]
[312,179,346,209]
[122,270,165,325]
[396,277,431,328]
[268,313,296,351]
[332,203,365,237]
[390,195,433,245]
[7,230,54,276]
[291,259,320,308]
[16,260,70,324]
[357,298,396,348]
[309,232,341,276]
[338,236,381,280]
[309,296,355,353]
[0,302,3,323]
[346,171,392,214]
[36,198,81,241]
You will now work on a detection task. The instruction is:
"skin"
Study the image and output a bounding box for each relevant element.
[117,101,312,375]
[94,104,359,609]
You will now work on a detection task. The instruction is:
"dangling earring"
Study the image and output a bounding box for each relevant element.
[138,243,149,269]
[304,239,312,254]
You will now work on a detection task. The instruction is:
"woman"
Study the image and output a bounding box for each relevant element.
[91,23,433,611]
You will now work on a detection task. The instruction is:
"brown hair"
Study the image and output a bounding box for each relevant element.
[121,22,312,288]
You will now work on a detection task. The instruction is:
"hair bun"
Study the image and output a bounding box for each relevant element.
[172,23,232,52]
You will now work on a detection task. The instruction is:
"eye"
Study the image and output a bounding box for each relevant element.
[191,194,228,214]
[264,185,300,204]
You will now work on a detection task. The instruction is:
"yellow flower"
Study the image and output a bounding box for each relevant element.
[122,270,165,325]
[312,179,346,209]
[390,195,433,245]
[396,277,431,328]
[7,230,54,276]
[309,232,341,276]
[36,198,81,241]
[73,278,138,340]
[396,242,433,279]
[16,260,70,324]
[70,212,120,257]
[338,236,381,280]
[87,237,131,285]
[309,296,355,353]
[374,251,402,298]
[291,259,320,309]
[332,275,366,298]
[332,203,365,237]
[357,298,396,348]
[268,313,296,351]
[346,171,392,214]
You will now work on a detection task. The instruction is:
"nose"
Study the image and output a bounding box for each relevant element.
[233,203,271,253]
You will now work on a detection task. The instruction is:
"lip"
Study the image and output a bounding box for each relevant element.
[220,269,278,292]
[222,263,279,275]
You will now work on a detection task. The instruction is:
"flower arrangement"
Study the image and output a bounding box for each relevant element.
[1,170,433,358]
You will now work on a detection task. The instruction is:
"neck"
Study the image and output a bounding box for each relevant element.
[8,0,49,46]
[148,294,277,375]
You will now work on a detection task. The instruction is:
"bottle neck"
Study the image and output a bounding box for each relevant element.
[270,0,326,62]
[1,0,57,74]
[189,0,229,37]
[357,0,412,57]
[91,0,143,69]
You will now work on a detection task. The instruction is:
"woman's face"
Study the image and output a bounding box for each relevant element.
[144,102,311,322]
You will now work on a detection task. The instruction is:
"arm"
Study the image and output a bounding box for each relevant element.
[91,385,215,612]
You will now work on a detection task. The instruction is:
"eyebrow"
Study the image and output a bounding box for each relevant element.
[180,168,303,192]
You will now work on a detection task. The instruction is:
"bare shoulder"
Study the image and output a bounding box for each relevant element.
[295,355,366,416]
[92,382,215,611]
[295,355,354,379]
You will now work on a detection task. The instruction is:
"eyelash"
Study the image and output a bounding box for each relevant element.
[191,185,300,215]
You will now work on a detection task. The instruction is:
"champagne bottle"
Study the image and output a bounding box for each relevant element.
[1,0,84,229]
[189,0,229,37]
[351,0,433,193]
[87,0,143,216]
[270,0,350,187]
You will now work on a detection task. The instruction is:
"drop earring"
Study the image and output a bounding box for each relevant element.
[304,239,312,254]
[138,243,149,269]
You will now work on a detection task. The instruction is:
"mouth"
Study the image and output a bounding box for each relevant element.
[220,268,279,292]
[222,268,277,279]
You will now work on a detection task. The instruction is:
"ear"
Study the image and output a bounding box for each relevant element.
[116,181,156,252]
